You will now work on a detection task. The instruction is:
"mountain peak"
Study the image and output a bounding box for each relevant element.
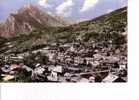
[23,4,34,9]
[17,4,40,14]
[0,5,67,37]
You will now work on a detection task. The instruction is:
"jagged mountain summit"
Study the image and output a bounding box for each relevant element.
[0,4,67,37]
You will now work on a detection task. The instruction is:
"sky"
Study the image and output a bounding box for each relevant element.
[0,0,127,22]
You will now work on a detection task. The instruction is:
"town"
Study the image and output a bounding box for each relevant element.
[0,39,127,82]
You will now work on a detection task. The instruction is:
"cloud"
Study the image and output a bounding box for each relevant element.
[38,0,47,6]
[56,0,74,17]
[80,0,99,12]
[120,0,127,7]
[38,0,51,8]
[106,9,114,13]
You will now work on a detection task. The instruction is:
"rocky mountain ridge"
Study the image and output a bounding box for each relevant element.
[0,4,67,37]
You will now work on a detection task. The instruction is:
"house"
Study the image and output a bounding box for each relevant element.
[2,74,15,81]
[102,73,118,83]
[52,65,63,73]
